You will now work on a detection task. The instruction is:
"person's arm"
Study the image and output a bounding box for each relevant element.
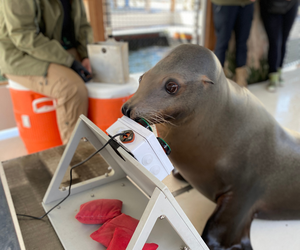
[76,0,93,61]
[3,0,74,67]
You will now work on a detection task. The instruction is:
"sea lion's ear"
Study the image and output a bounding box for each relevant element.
[201,75,214,85]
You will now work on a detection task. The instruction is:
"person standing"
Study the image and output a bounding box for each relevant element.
[0,0,93,144]
[260,0,299,92]
[211,0,256,87]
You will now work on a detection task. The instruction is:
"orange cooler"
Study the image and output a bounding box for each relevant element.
[8,80,62,154]
[86,77,138,132]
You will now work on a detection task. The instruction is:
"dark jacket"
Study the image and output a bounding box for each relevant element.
[211,0,254,5]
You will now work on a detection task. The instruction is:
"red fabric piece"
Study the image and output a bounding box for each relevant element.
[106,227,159,250]
[90,214,139,247]
[75,199,122,224]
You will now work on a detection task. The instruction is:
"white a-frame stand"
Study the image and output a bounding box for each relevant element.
[42,115,209,250]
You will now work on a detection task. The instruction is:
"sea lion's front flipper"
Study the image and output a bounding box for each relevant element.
[202,192,253,250]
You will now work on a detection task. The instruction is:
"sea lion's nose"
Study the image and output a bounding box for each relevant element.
[122,104,131,118]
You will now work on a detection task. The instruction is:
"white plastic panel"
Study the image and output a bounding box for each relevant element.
[106,116,174,181]
[42,115,208,250]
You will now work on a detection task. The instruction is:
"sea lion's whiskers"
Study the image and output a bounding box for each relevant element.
[147,111,176,127]
[143,112,160,125]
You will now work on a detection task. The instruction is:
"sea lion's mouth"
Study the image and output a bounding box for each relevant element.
[135,118,154,131]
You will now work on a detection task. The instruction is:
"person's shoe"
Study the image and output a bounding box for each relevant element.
[235,66,248,88]
[277,68,284,87]
[267,72,279,92]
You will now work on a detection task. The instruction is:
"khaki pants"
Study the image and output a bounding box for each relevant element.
[6,63,88,144]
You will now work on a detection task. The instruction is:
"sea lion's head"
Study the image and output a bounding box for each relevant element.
[122,44,225,126]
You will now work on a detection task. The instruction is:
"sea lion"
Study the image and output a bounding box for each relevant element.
[121,44,300,250]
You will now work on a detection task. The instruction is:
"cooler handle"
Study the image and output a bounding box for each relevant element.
[32,97,57,113]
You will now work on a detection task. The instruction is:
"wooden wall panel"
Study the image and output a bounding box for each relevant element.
[204,0,216,51]
[85,0,106,42]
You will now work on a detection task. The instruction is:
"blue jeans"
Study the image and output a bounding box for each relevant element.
[212,3,254,67]
[260,2,298,73]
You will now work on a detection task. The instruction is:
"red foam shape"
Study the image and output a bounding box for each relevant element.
[75,199,122,224]
[90,214,139,247]
[107,227,159,250]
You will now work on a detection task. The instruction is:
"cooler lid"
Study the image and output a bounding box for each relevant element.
[7,80,30,91]
[86,77,138,99]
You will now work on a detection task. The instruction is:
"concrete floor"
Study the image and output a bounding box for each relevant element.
[1,68,300,249]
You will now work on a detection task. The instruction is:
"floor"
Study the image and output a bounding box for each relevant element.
[1,68,300,249]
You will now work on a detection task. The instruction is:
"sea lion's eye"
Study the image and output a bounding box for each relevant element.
[165,81,179,94]
[139,75,143,83]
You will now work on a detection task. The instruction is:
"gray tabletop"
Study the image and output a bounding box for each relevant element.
[1,140,111,250]
[0,175,21,250]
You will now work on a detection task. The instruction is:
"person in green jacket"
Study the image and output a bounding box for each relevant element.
[0,0,93,144]
[211,0,255,87]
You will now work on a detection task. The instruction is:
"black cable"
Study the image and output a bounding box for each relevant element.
[17,132,126,220]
